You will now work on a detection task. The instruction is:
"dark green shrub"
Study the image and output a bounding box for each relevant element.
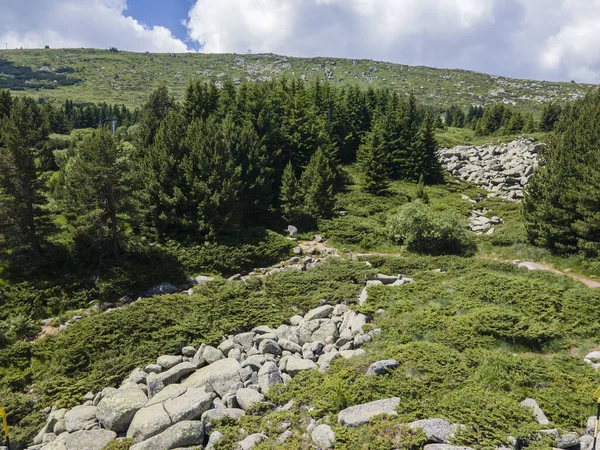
[387,201,476,255]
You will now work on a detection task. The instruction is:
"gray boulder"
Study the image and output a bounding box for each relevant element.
[96,383,148,432]
[41,429,117,450]
[236,388,265,411]
[157,362,197,385]
[304,305,334,321]
[278,339,302,354]
[130,421,204,450]
[234,332,256,351]
[408,418,463,444]
[146,384,187,407]
[258,361,284,394]
[285,357,318,377]
[126,403,172,443]
[157,355,183,370]
[519,398,550,425]
[258,339,282,356]
[318,351,341,373]
[182,358,242,392]
[366,360,400,375]
[64,405,98,432]
[423,446,474,450]
[202,346,225,365]
[312,424,336,448]
[238,433,265,450]
[164,387,213,423]
[338,398,401,427]
[147,282,179,297]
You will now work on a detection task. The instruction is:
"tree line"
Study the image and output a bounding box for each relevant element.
[443,101,563,136]
[0,78,442,268]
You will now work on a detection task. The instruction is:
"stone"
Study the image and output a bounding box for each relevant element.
[130,421,204,450]
[311,320,339,342]
[96,383,148,432]
[123,368,148,385]
[278,339,302,354]
[287,225,298,236]
[556,432,579,449]
[337,398,401,427]
[145,364,163,374]
[193,275,215,285]
[236,388,265,411]
[218,339,235,355]
[181,346,196,357]
[201,408,245,434]
[164,387,213,423]
[157,355,183,370]
[42,429,117,450]
[258,339,282,356]
[519,398,550,425]
[242,354,266,371]
[285,357,318,377]
[351,314,368,334]
[206,430,224,449]
[234,332,256,351]
[147,282,179,297]
[53,419,67,435]
[587,416,597,435]
[64,405,98,432]
[126,403,173,443]
[258,361,284,394]
[146,373,165,399]
[304,305,334,321]
[358,288,369,306]
[366,360,400,376]
[408,418,462,444]
[318,352,341,373]
[376,274,397,285]
[184,358,241,391]
[158,362,197,385]
[293,246,303,255]
[238,433,265,450]
[580,435,594,450]
[289,315,304,326]
[312,424,336,448]
[146,384,187,407]
[202,346,225,365]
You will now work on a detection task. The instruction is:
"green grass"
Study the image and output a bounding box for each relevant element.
[435,127,551,148]
[1,49,595,111]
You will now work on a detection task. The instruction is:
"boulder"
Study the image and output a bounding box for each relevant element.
[234,332,256,351]
[278,339,302,354]
[193,275,215,285]
[182,358,242,392]
[338,398,401,427]
[96,384,148,432]
[258,339,282,356]
[366,360,400,375]
[423,446,474,450]
[318,352,341,373]
[408,418,463,444]
[157,355,183,370]
[41,429,117,450]
[147,282,178,297]
[64,405,98,432]
[285,357,318,377]
[258,361,284,394]
[238,433,265,450]
[202,346,225,365]
[358,288,369,306]
[130,420,204,450]
[126,403,172,443]
[236,388,265,411]
[164,387,213,423]
[519,398,550,425]
[312,424,336,449]
[304,305,334,321]
[157,362,197,385]
[146,384,187,407]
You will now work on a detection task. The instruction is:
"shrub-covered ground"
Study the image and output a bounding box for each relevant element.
[2,172,600,448]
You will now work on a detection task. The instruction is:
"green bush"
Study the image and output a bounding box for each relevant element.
[387,201,476,255]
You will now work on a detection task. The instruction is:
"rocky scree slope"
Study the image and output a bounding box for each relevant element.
[439,138,542,201]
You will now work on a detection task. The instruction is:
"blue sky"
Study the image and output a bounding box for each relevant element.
[125,0,195,47]
[1,0,600,83]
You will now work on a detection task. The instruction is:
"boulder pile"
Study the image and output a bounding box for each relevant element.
[27,303,378,450]
[439,138,543,201]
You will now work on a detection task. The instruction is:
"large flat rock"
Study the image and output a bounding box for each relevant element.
[337,398,401,427]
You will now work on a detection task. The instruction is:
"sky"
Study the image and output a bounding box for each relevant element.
[1,0,600,83]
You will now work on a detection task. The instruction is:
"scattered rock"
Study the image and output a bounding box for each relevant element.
[130,420,204,450]
[64,405,98,433]
[338,398,401,427]
[519,398,550,425]
[312,424,336,448]
[147,282,179,297]
[96,384,148,432]
[366,360,400,376]
[408,418,463,444]
[236,388,265,411]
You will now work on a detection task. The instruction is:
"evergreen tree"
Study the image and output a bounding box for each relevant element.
[357,118,388,194]
[301,147,336,221]
[280,161,303,224]
[523,91,600,257]
[415,114,443,184]
[506,111,525,134]
[139,85,174,149]
[539,102,562,132]
[523,113,537,133]
[0,97,48,264]
[56,128,133,260]
[0,90,12,120]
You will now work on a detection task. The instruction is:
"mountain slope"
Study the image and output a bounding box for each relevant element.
[0,48,595,109]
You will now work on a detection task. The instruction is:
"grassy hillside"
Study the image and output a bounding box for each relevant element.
[0,48,596,110]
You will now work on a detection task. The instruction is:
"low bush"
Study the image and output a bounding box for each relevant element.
[387,200,476,255]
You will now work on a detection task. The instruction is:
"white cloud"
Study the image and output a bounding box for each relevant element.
[0,0,189,53]
[185,0,600,82]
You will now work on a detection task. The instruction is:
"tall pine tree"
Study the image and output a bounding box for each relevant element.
[357,118,388,194]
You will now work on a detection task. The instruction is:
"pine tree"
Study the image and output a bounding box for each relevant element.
[415,114,444,184]
[139,85,174,149]
[56,127,132,260]
[280,161,303,224]
[505,111,525,134]
[0,90,12,120]
[301,147,336,221]
[357,119,388,194]
[0,97,48,264]
[539,102,562,132]
[523,113,537,133]
[523,91,600,257]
